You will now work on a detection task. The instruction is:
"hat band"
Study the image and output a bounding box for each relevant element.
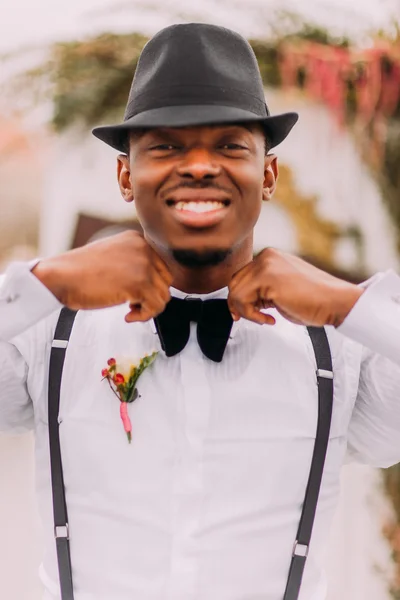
[124,84,268,121]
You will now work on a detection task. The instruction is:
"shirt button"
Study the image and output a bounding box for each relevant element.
[5,294,19,304]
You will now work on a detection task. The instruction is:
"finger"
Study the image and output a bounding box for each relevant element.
[146,288,170,315]
[227,296,242,321]
[229,262,254,291]
[125,298,164,322]
[135,288,169,318]
[151,252,174,287]
[254,311,276,326]
[125,285,167,322]
[154,282,171,305]
[227,279,260,317]
[241,306,276,326]
[227,294,239,320]
[150,272,172,304]
[125,305,154,323]
[228,279,276,325]
[228,278,258,316]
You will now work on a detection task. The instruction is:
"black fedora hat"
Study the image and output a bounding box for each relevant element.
[92,23,298,151]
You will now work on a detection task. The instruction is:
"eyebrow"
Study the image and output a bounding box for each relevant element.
[129,123,261,150]
[149,123,256,134]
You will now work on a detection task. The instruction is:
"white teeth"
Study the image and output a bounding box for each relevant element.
[175,201,225,213]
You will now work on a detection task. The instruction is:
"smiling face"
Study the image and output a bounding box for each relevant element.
[117,123,278,274]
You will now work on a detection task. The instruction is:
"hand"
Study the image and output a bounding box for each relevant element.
[227,248,363,327]
[32,231,173,322]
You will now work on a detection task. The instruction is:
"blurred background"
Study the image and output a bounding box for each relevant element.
[1,0,400,598]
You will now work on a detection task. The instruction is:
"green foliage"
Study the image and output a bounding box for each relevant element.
[25,32,147,130]
[284,22,350,47]
[249,42,281,87]
[127,351,158,402]
[21,23,350,133]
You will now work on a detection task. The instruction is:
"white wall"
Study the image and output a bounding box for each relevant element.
[266,87,399,274]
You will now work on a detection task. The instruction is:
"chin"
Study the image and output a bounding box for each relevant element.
[171,247,232,268]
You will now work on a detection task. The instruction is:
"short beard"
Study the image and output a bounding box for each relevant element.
[172,248,231,268]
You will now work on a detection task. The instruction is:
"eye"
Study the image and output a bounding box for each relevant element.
[219,143,247,151]
[150,144,180,151]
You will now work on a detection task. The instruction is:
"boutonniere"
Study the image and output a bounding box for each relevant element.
[101,352,158,443]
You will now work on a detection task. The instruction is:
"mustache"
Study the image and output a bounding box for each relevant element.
[161,181,231,199]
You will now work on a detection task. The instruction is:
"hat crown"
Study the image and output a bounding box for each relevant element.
[124,23,267,121]
[92,23,299,152]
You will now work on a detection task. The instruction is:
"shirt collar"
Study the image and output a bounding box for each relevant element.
[147,286,241,339]
[170,286,228,300]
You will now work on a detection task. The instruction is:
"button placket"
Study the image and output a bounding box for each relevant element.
[167,323,212,599]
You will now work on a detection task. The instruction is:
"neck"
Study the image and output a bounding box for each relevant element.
[152,238,254,294]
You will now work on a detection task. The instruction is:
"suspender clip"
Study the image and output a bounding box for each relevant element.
[52,339,69,349]
[293,541,309,558]
[316,369,333,380]
[55,524,69,539]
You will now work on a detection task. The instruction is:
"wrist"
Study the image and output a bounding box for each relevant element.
[31,258,70,305]
[331,284,364,328]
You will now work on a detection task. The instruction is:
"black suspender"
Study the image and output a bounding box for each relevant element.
[283,326,334,600]
[48,308,78,600]
[48,308,333,600]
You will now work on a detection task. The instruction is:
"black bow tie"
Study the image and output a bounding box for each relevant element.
[153,297,233,362]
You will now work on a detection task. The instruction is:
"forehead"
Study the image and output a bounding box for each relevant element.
[131,123,264,141]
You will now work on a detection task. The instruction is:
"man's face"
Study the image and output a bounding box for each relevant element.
[117,124,278,262]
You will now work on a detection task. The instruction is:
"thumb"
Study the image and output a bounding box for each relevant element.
[227,296,240,321]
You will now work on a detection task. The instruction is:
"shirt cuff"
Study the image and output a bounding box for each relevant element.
[0,258,63,341]
[337,269,400,363]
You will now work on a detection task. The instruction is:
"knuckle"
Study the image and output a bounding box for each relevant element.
[162,288,171,303]
[229,275,239,289]
[120,229,141,247]
[259,247,277,263]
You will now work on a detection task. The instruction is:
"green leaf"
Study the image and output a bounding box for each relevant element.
[126,387,139,403]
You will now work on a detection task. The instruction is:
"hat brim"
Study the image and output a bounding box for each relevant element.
[92,105,298,152]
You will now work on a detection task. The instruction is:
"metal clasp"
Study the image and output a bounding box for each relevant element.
[293,540,309,558]
[316,369,333,380]
[54,524,69,539]
[52,339,69,349]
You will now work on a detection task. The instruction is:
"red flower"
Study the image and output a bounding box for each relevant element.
[114,373,125,384]
[101,351,158,443]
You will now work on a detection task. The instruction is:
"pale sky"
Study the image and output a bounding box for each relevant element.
[0,0,398,54]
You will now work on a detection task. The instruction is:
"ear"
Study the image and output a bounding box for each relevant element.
[262,154,279,202]
[117,154,134,203]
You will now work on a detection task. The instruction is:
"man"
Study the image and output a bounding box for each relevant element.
[1,22,400,600]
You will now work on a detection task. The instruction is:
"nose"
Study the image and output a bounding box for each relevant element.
[176,148,221,181]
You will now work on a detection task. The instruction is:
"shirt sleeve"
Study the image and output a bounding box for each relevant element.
[0,258,62,341]
[338,269,400,365]
[0,259,62,432]
[338,270,400,467]
[0,338,34,433]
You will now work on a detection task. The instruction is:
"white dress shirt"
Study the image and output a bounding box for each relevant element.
[1,260,400,600]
